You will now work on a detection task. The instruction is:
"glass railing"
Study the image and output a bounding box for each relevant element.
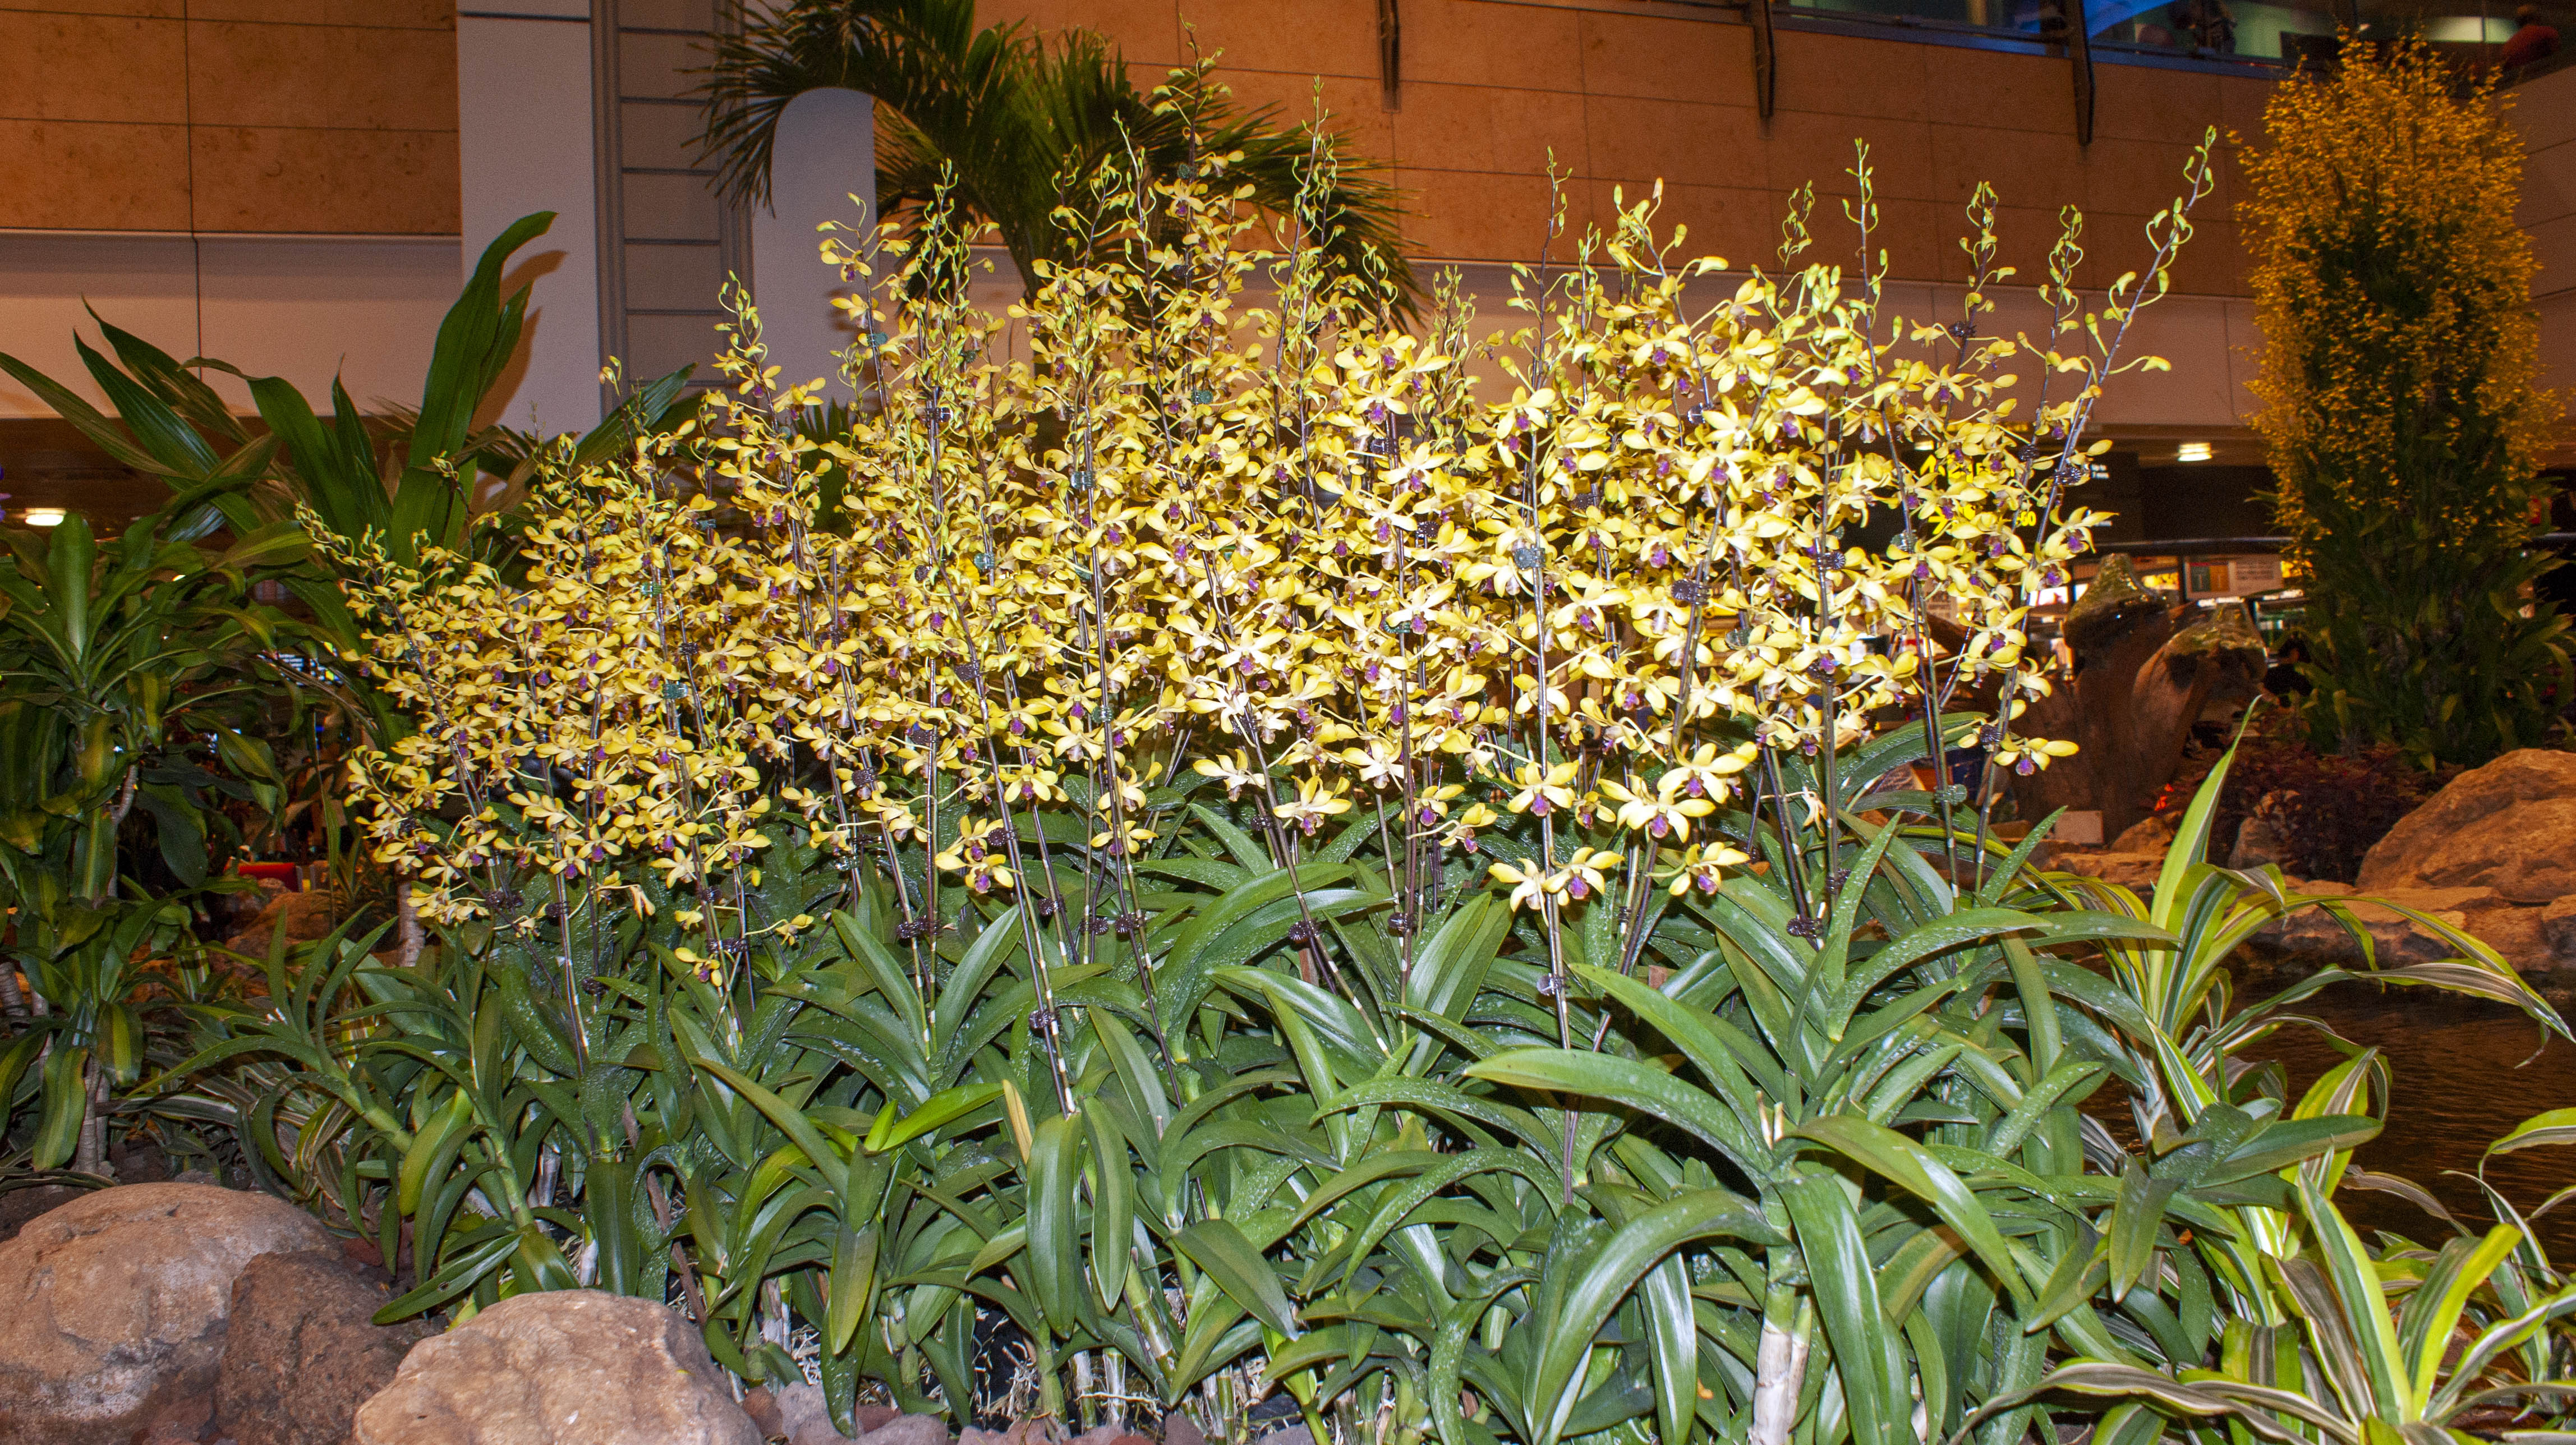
[2089,0,2538,67]
[1770,0,2063,42]
[2085,0,2340,63]
[1752,0,2564,72]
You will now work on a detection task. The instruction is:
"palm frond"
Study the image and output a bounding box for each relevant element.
[696,0,1414,302]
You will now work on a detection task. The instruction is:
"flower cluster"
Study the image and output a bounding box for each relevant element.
[332,97,2208,957]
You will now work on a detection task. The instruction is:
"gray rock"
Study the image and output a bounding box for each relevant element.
[773,1382,909,1445]
[2230,811,2288,870]
[349,1290,760,1445]
[862,1416,956,1445]
[1161,1414,1207,1445]
[773,1383,830,1442]
[2358,750,2576,903]
[959,1424,1057,1445]
[0,1182,330,1445]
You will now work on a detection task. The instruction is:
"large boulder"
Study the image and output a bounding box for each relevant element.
[215,1248,433,1445]
[0,1181,331,1445]
[351,1290,761,1445]
[2358,750,2576,903]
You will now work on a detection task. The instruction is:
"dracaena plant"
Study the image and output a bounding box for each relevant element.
[1940,740,2575,1445]
[0,492,306,1175]
[1971,1176,2576,1445]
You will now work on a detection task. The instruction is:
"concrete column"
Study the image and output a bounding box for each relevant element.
[748,87,876,402]
[458,0,605,437]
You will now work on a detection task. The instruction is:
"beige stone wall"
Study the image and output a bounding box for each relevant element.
[0,0,460,234]
[986,0,2270,295]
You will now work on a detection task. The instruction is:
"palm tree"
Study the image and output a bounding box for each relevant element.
[696,0,1415,303]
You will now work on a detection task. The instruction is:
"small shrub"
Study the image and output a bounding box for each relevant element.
[2212,723,2441,881]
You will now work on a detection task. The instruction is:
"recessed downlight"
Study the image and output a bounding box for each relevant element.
[20,508,66,527]
[2175,441,2212,463]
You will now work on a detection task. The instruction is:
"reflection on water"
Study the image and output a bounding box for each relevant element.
[2187,968,2576,1256]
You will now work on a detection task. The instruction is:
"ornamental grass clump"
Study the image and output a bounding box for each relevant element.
[206,99,2569,1445]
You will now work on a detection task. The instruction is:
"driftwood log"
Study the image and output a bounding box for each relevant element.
[2007,557,2269,840]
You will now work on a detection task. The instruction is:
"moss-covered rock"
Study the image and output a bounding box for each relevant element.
[2167,600,2265,656]
[2063,556,2170,656]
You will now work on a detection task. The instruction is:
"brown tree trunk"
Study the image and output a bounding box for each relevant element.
[73,1055,111,1178]
[395,882,424,968]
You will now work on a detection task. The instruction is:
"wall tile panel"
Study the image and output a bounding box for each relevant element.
[1577,7,1750,103]
[985,0,1181,62]
[1397,165,1594,260]
[1396,80,1584,176]
[0,118,190,228]
[1929,121,2085,210]
[1915,46,2069,131]
[0,12,183,123]
[619,100,706,172]
[2090,62,2221,144]
[0,0,181,13]
[1767,109,1933,200]
[188,125,458,233]
[1184,0,1379,79]
[1219,70,1395,165]
[185,19,457,131]
[1588,177,1777,265]
[616,30,705,100]
[623,241,726,311]
[1588,92,1760,191]
[2082,137,2202,215]
[1985,201,2081,286]
[191,0,452,22]
[620,171,722,242]
[1772,30,1930,122]
[323,0,454,27]
[1400,0,1584,93]
[615,0,715,29]
[2163,214,2244,294]
[2219,69,2275,144]
[191,0,449,22]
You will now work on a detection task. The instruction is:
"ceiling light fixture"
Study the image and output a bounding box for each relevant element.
[2175,442,2212,463]
[20,508,66,528]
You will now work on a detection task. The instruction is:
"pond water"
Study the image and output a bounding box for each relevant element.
[2201,966,2576,1256]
